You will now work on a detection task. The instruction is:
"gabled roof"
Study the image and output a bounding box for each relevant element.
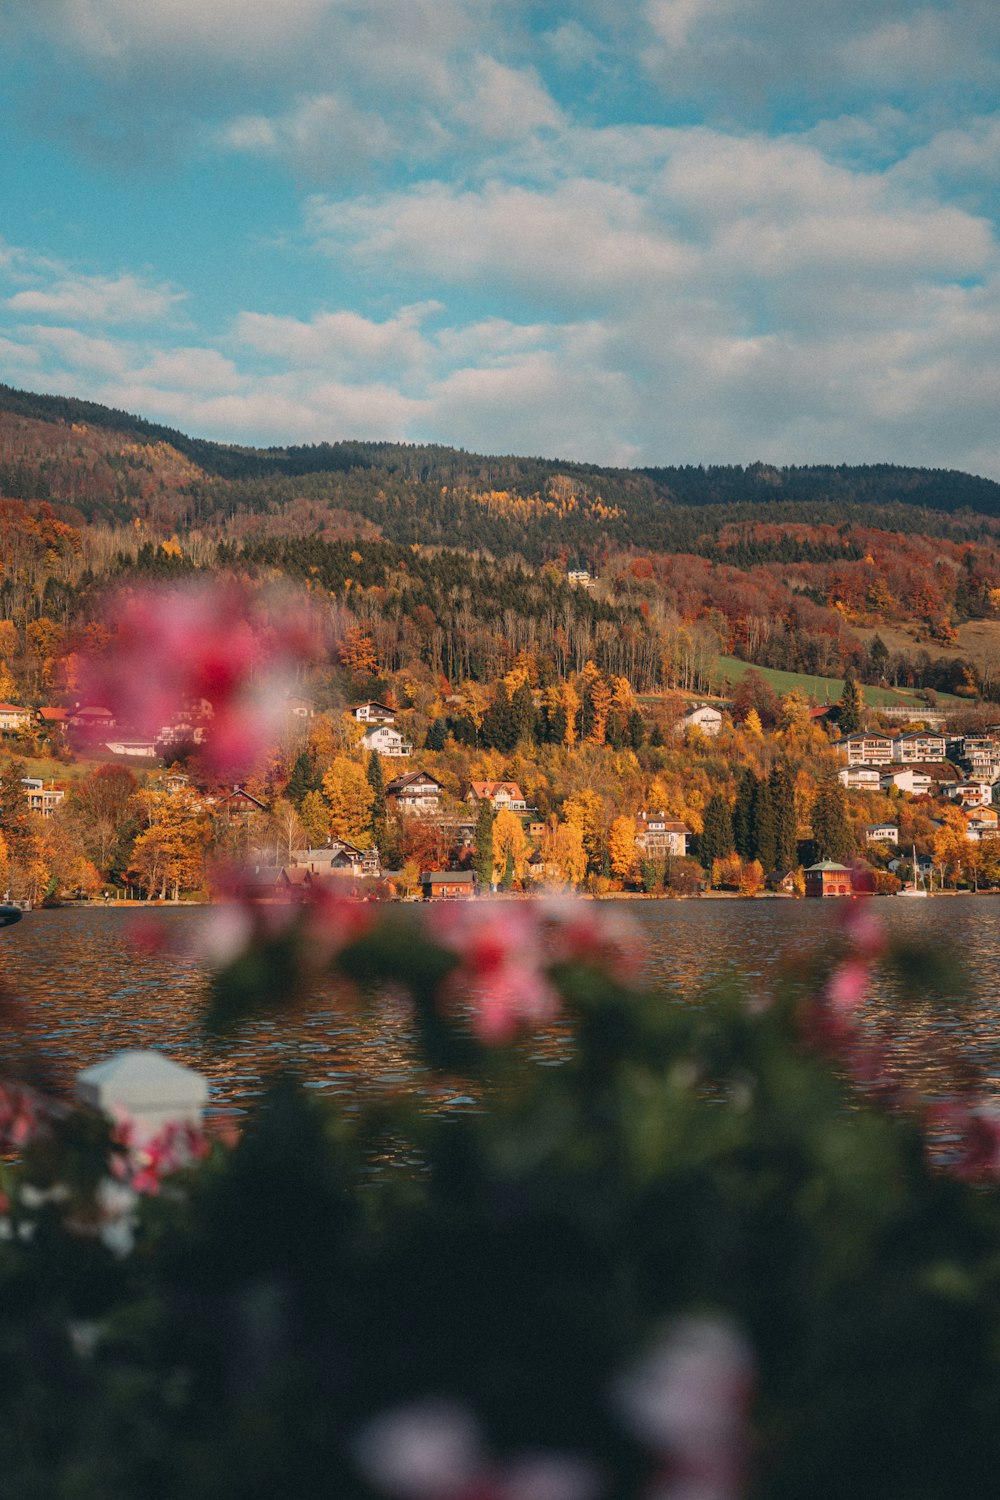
[386,769,444,793]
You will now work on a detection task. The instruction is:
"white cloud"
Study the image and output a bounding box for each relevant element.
[451,58,563,140]
[233,305,438,381]
[29,0,335,63]
[7,271,185,325]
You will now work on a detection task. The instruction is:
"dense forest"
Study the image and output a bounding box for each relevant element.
[0,382,998,704]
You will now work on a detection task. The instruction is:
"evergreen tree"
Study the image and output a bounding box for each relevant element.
[753,778,778,873]
[500,850,515,890]
[481,682,516,752]
[812,776,853,862]
[285,750,315,809]
[425,717,448,751]
[699,792,734,871]
[473,801,495,889]
[838,671,864,734]
[511,680,537,744]
[733,768,759,859]
[626,708,646,751]
[366,750,386,849]
[769,763,797,870]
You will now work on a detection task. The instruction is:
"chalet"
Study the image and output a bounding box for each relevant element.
[880,767,933,794]
[353,701,396,724]
[838,767,882,790]
[841,733,894,766]
[865,823,899,845]
[804,861,853,897]
[0,703,34,733]
[635,811,690,858]
[467,781,528,813]
[36,706,67,727]
[21,778,65,817]
[361,724,412,757]
[214,786,268,817]
[767,869,798,895]
[385,770,444,815]
[567,569,592,588]
[419,870,476,899]
[292,844,381,877]
[679,704,723,737]
[894,732,946,763]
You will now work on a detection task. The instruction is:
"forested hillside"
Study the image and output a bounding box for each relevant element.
[0,382,999,706]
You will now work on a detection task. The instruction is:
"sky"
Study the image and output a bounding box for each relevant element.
[2,1,1000,476]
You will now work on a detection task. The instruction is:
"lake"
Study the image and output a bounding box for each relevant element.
[3,898,1000,1122]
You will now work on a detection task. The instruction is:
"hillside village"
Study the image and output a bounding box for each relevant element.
[0,393,1000,902]
[1,663,998,903]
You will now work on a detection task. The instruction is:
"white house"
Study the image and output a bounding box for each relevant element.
[467,781,528,813]
[386,770,445,814]
[841,733,894,766]
[838,767,882,790]
[946,782,994,808]
[635,811,690,858]
[361,724,412,757]
[353,701,396,724]
[680,704,723,737]
[865,823,899,845]
[21,778,65,817]
[893,732,947,763]
[880,768,934,795]
[0,702,33,732]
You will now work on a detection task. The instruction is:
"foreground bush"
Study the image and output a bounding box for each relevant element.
[3,895,1000,1500]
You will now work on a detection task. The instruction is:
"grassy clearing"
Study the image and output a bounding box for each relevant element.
[711,655,964,706]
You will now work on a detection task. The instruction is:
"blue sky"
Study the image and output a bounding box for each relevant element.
[2,1,1000,476]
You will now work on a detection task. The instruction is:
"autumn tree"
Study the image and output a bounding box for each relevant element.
[299,790,330,849]
[339,626,379,678]
[68,763,139,877]
[539,817,587,888]
[608,815,638,880]
[492,808,529,886]
[128,787,212,900]
[322,757,375,846]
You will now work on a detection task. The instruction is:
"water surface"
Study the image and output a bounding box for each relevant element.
[2,898,999,1118]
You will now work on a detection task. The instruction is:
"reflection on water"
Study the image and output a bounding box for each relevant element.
[2,899,1000,1118]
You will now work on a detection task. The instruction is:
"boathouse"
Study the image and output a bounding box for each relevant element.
[804,861,853,898]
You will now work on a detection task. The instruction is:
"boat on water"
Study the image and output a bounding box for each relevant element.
[897,845,929,898]
[0,904,24,927]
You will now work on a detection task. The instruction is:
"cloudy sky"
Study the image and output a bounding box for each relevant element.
[2,1,1000,474]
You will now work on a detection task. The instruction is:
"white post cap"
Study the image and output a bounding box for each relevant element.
[76,1049,209,1138]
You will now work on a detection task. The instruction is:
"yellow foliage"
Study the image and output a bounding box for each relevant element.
[608,815,637,878]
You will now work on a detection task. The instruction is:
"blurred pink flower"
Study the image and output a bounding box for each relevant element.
[0,1079,49,1149]
[824,958,870,1016]
[354,1399,601,1500]
[78,579,318,778]
[544,900,647,984]
[111,1114,210,1196]
[431,904,560,1043]
[614,1315,754,1500]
